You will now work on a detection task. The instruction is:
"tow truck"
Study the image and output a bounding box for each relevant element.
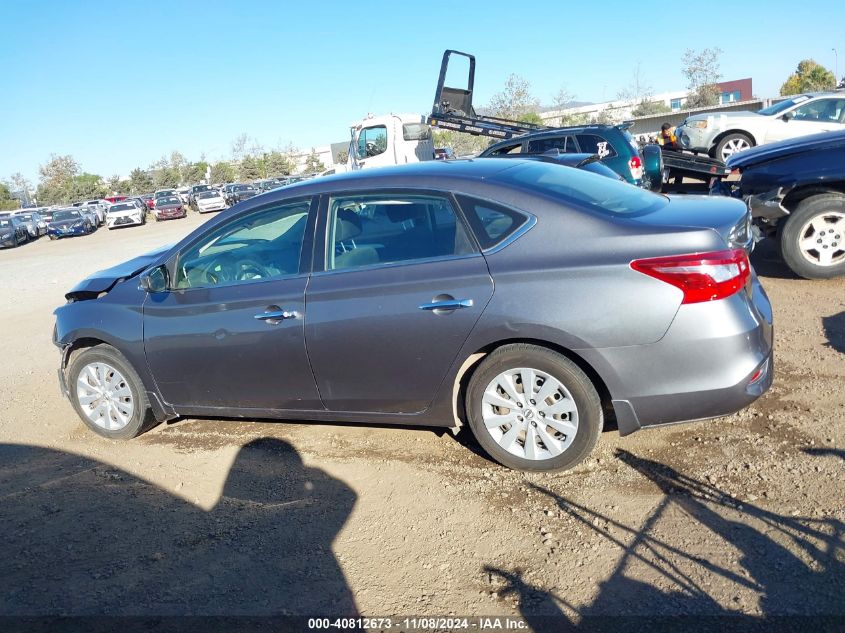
[427,49,730,191]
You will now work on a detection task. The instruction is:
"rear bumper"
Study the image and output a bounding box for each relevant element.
[579,273,774,435]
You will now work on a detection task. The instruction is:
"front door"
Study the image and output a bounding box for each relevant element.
[305,192,494,414]
[143,198,322,412]
[766,98,845,143]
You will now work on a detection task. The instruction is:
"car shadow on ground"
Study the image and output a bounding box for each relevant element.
[822,311,845,354]
[0,439,358,618]
[483,449,845,631]
[749,239,800,281]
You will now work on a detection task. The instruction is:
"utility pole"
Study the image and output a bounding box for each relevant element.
[834,48,839,84]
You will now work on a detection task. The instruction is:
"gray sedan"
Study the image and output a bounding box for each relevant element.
[53,160,772,471]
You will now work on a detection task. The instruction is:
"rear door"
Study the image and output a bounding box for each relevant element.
[305,191,493,414]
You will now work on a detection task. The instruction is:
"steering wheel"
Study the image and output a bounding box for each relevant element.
[189,254,271,286]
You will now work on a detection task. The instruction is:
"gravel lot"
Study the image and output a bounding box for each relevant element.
[0,212,843,625]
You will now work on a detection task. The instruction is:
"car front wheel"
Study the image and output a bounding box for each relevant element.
[780,193,845,279]
[714,133,753,161]
[466,344,603,472]
[66,344,156,439]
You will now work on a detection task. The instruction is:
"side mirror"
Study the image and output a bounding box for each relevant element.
[781,111,793,122]
[139,265,169,293]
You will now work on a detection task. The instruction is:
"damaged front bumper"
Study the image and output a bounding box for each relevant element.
[746,188,789,239]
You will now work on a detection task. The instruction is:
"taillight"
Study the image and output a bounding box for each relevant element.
[630,249,750,304]
[629,155,643,181]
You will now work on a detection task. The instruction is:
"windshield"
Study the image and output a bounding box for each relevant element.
[109,203,135,212]
[193,185,212,193]
[235,184,254,191]
[53,210,81,222]
[16,214,32,221]
[198,191,218,199]
[157,196,181,205]
[497,161,668,216]
[155,190,175,197]
[758,96,811,116]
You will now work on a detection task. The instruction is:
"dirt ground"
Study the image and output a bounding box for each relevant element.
[0,212,843,628]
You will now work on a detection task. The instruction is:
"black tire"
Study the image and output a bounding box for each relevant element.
[465,344,603,472]
[12,233,19,247]
[48,234,57,241]
[713,132,754,161]
[66,344,157,440]
[780,193,845,279]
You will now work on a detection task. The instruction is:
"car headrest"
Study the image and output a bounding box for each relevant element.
[386,203,426,224]
[335,209,362,241]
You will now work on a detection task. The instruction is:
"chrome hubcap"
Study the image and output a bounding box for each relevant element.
[76,362,134,430]
[798,212,845,267]
[481,367,578,461]
[721,138,750,160]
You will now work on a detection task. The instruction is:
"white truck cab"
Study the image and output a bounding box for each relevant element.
[348,113,435,170]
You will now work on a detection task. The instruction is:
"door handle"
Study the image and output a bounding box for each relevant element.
[254,307,299,322]
[419,298,474,311]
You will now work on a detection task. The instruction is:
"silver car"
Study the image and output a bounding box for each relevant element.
[677,92,845,161]
[54,160,772,472]
[12,211,48,238]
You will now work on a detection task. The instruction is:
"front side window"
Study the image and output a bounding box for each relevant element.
[575,134,617,159]
[791,98,845,123]
[402,122,431,141]
[325,194,474,271]
[358,125,388,158]
[173,199,311,289]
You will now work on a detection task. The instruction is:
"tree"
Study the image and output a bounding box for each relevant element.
[335,149,349,165]
[488,74,539,120]
[106,174,122,194]
[432,130,490,157]
[304,148,326,173]
[550,86,576,126]
[592,109,621,125]
[128,168,153,194]
[210,161,236,184]
[631,100,672,117]
[231,134,250,162]
[184,161,208,184]
[780,59,836,95]
[0,182,19,210]
[69,173,105,200]
[239,155,262,182]
[265,151,296,177]
[9,172,32,197]
[617,62,653,103]
[518,112,544,125]
[682,48,722,108]
[36,154,79,204]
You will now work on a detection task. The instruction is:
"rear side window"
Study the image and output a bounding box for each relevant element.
[526,136,576,154]
[575,134,617,159]
[402,123,432,141]
[486,142,523,156]
[456,195,530,250]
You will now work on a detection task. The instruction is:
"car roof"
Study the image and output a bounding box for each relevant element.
[484,125,625,151]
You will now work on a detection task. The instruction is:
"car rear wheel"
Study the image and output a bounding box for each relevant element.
[67,344,156,439]
[466,344,603,472]
[714,133,753,161]
[780,194,845,279]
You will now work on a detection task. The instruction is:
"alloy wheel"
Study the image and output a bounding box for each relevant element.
[720,138,751,160]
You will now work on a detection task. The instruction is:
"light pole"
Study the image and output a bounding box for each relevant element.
[834,48,839,84]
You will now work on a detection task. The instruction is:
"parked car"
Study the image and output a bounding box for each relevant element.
[54,159,772,472]
[175,188,191,204]
[47,208,96,239]
[486,151,626,182]
[0,216,30,248]
[713,129,845,279]
[104,196,127,204]
[188,184,214,207]
[106,201,146,229]
[139,193,156,210]
[151,196,187,221]
[13,210,48,238]
[154,189,177,200]
[80,199,112,225]
[478,123,662,190]
[677,93,845,161]
[434,147,455,160]
[194,189,227,213]
[225,184,258,206]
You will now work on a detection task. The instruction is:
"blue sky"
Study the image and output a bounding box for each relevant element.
[1,0,843,184]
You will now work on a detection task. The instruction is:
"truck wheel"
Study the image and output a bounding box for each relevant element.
[465,344,603,472]
[714,133,753,161]
[780,194,845,279]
